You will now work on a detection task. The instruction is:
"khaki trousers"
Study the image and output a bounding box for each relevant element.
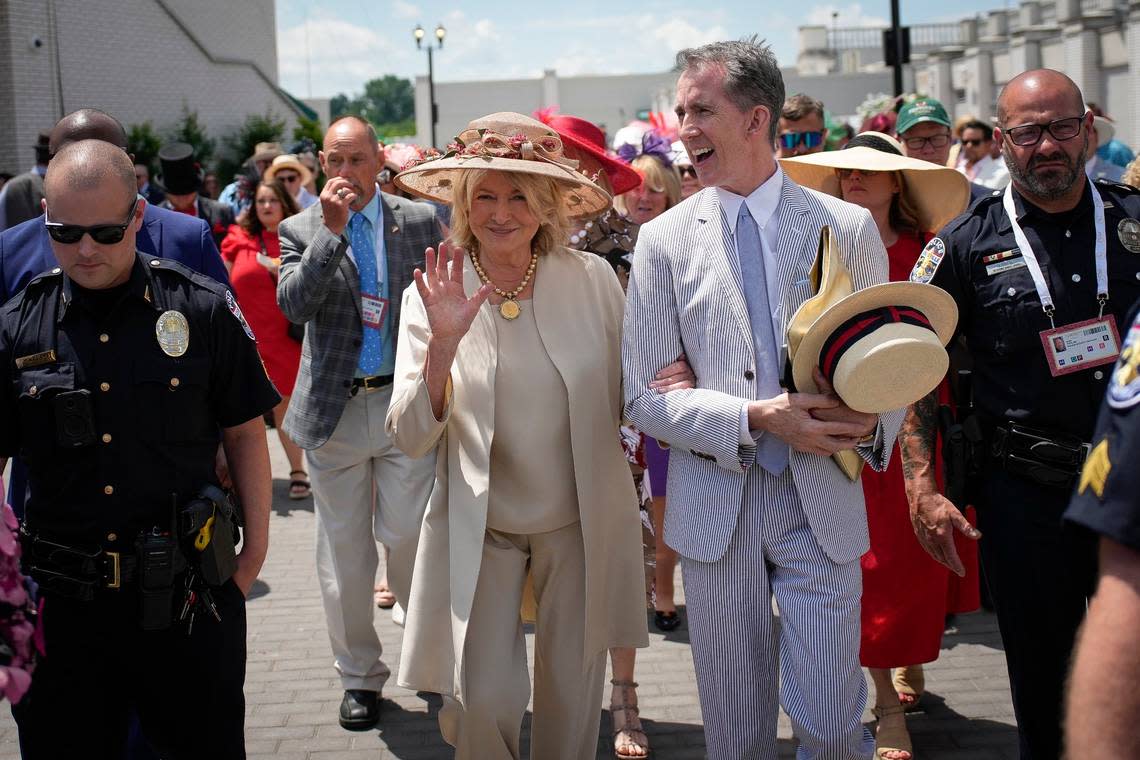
[307,384,435,691]
[440,521,606,760]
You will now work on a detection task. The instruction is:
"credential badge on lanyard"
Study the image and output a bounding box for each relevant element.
[1003,179,1121,377]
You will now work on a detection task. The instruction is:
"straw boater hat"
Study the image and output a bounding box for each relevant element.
[779,132,970,233]
[263,153,313,186]
[395,112,611,217]
[786,226,958,414]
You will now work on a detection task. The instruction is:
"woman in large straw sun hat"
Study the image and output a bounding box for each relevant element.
[387,112,693,759]
[782,131,974,760]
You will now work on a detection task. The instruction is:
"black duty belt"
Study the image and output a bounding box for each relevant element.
[21,534,138,600]
[990,423,1091,490]
[350,374,394,392]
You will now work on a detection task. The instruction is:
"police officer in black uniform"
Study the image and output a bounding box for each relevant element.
[0,139,279,758]
[898,69,1140,759]
[1063,303,1140,757]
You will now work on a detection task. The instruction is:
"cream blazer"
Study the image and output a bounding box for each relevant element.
[386,246,649,705]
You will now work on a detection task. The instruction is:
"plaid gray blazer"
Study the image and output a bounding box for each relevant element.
[277,193,438,449]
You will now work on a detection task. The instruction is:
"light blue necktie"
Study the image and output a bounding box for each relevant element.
[350,213,383,375]
[736,203,789,475]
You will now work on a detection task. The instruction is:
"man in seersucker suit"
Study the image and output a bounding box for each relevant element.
[622,39,904,759]
[277,115,438,731]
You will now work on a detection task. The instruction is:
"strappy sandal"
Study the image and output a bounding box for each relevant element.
[892,664,925,710]
[610,679,651,759]
[872,703,913,760]
[288,470,311,500]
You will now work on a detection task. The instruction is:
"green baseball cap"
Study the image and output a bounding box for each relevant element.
[896,98,952,135]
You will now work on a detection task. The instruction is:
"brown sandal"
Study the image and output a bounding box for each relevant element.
[610,679,650,759]
[872,703,913,760]
[892,664,925,710]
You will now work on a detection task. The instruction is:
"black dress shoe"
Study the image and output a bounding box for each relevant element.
[654,610,682,631]
[339,689,380,730]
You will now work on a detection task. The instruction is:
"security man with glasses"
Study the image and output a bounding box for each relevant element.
[0,139,279,758]
[898,68,1140,759]
[776,93,827,158]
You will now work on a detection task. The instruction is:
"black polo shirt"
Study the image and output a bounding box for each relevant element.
[0,253,280,543]
[1066,303,1140,551]
[914,179,1140,439]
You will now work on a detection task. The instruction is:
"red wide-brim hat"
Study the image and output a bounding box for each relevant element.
[537,112,642,196]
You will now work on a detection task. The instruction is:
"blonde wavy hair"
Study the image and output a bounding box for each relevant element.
[614,154,682,217]
[449,169,572,255]
[1123,156,1140,189]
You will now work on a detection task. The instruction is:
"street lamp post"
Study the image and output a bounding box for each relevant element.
[414,23,446,148]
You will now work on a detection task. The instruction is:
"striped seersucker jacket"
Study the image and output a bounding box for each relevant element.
[622,176,905,565]
[276,192,438,450]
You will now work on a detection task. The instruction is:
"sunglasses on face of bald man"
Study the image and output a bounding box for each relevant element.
[45,199,139,244]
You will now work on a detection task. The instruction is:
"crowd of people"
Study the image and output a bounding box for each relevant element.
[0,36,1139,760]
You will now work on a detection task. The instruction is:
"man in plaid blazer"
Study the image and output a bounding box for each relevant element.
[277,116,438,730]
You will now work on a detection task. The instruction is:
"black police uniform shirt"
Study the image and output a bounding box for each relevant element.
[913,179,1140,439]
[0,253,281,542]
[1067,302,1140,551]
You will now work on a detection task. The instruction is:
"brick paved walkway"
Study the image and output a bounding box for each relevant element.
[0,433,1020,758]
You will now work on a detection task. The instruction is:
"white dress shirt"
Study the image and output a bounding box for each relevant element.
[960,154,1010,190]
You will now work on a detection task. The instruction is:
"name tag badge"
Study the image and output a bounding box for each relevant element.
[986,258,1028,276]
[361,294,389,330]
[1040,315,1121,377]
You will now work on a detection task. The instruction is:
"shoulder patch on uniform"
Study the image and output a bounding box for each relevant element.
[910,237,945,284]
[1116,218,1140,253]
[1078,438,1111,499]
[1107,314,1140,409]
[225,290,256,341]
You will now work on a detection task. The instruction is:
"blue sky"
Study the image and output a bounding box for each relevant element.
[276,0,1007,98]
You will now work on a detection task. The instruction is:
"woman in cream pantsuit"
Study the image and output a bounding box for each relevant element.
[386,113,686,760]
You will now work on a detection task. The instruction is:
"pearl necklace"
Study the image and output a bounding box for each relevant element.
[471,251,538,320]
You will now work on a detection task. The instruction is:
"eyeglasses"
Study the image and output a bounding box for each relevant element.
[276,173,300,183]
[836,168,882,179]
[778,131,824,151]
[961,138,987,147]
[901,133,951,151]
[677,166,697,179]
[1003,115,1085,147]
[45,199,139,244]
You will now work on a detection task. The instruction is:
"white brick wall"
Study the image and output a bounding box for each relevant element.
[0,0,299,175]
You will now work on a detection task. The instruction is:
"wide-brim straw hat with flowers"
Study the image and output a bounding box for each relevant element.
[779,131,970,233]
[395,112,611,217]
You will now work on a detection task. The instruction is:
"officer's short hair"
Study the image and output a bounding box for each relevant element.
[45,139,136,203]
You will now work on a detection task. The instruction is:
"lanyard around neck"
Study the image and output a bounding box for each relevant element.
[1002,176,1107,327]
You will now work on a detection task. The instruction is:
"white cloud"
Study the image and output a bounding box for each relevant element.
[391,0,420,21]
[278,15,396,97]
[805,3,888,28]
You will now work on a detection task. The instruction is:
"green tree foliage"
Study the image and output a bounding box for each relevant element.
[126,122,162,171]
[331,75,415,135]
[215,111,287,186]
[167,105,215,168]
[292,115,323,145]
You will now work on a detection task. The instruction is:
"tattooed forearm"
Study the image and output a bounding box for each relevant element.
[899,390,939,493]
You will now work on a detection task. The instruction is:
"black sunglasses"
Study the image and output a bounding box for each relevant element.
[678,166,697,179]
[45,199,139,245]
[1003,114,1085,147]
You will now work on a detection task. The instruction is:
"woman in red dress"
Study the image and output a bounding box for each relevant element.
[220,180,308,498]
[782,133,979,760]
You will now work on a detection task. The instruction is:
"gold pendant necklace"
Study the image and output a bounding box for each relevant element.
[471,251,538,320]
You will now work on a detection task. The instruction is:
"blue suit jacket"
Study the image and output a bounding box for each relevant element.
[1,203,229,515]
[0,202,228,303]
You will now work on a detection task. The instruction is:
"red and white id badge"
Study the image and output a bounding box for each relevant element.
[361,294,389,329]
[1039,315,1120,377]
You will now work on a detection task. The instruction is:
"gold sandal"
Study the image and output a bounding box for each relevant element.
[892,664,925,710]
[872,703,913,760]
[610,679,650,759]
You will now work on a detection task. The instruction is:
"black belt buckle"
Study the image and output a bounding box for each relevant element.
[351,374,394,394]
[992,423,1089,489]
[104,551,121,589]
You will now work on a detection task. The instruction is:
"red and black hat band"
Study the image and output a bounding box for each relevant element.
[819,306,932,382]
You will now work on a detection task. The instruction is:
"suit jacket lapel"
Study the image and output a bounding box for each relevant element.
[697,190,753,344]
[771,179,816,338]
[139,213,162,256]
